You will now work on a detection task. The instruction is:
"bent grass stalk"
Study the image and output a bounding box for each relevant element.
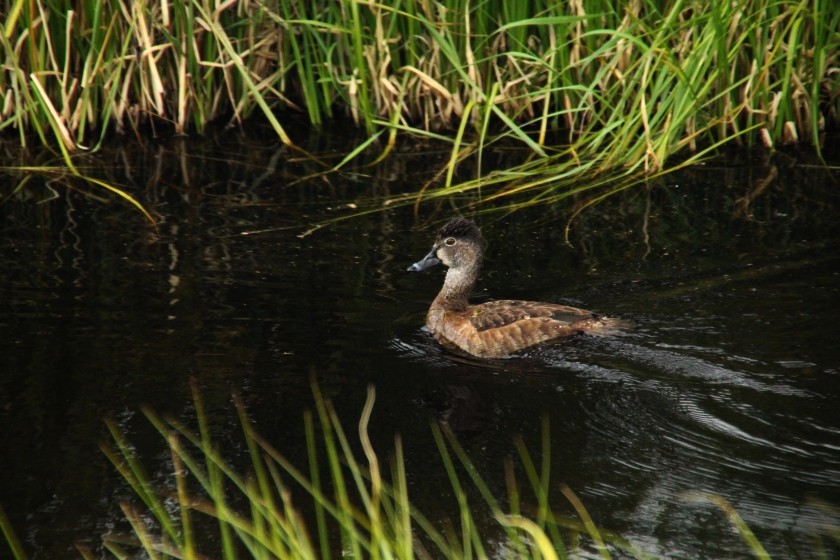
[1,164,157,226]
[681,491,772,560]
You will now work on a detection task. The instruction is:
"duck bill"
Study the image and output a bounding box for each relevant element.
[407,248,441,272]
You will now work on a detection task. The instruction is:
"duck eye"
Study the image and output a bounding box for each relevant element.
[444,237,456,246]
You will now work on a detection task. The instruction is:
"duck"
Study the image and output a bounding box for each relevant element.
[407,217,625,358]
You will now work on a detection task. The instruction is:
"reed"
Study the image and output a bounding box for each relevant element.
[3,0,835,149]
[1,0,838,215]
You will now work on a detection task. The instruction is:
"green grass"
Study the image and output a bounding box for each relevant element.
[0,0,838,225]
[3,380,839,559]
[2,1,837,159]
[0,0,840,226]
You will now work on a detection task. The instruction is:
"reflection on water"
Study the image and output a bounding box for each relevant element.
[1,129,839,558]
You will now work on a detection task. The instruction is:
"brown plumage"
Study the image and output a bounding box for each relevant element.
[407,217,625,358]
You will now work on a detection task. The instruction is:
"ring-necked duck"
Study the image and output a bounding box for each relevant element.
[408,217,626,357]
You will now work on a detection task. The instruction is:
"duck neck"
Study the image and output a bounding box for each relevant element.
[432,263,479,312]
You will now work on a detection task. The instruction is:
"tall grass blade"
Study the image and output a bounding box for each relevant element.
[0,504,28,560]
[310,379,364,559]
[191,0,294,148]
[682,491,771,560]
[304,409,331,560]
[561,484,612,560]
[430,422,487,559]
[191,381,236,559]
[101,419,182,548]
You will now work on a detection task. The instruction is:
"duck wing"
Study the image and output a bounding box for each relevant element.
[467,300,595,332]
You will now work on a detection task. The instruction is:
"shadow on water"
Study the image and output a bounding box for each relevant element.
[1,126,839,558]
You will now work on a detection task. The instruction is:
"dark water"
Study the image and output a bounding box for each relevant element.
[1,128,839,559]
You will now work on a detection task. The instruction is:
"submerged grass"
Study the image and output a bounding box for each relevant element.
[3,380,839,559]
[2,0,837,220]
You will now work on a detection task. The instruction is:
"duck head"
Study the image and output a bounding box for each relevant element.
[407,217,484,273]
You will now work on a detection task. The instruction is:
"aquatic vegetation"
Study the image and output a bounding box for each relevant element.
[0,0,838,223]
[2,0,836,156]
[3,380,838,559]
[92,383,630,560]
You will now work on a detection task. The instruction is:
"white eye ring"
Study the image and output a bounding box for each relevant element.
[444,237,456,246]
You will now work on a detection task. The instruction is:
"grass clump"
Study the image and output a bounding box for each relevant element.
[0,0,840,223]
[4,380,839,559]
[89,382,628,560]
[2,0,837,154]
[1,0,838,220]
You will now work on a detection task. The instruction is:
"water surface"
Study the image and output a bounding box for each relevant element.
[1,130,839,558]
